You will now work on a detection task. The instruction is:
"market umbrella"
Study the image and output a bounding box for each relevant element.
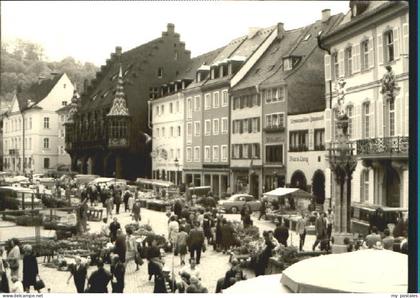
[223,274,291,294]
[281,249,407,293]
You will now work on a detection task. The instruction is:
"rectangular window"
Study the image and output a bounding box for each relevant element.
[213,118,219,135]
[162,127,165,137]
[194,95,201,112]
[43,138,49,149]
[221,117,228,134]
[178,126,181,137]
[289,130,309,151]
[186,122,192,137]
[205,119,211,136]
[43,158,50,169]
[194,146,200,162]
[252,143,260,158]
[186,147,192,162]
[221,90,228,107]
[170,126,174,137]
[176,148,180,159]
[204,146,211,162]
[347,106,354,139]
[389,99,395,137]
[156,128,160,137]
[363,103,370,138]
[161,104,165,114]
[265,144,283,163]
[266,113,284,128]
[212,145,219,162]
[232,144,240,159]
[156,106,160,116]
[361,40,369,70]
[213,92,220,108]
[242,144,249,159]
[384,30,394,63]
[186,97,193,119]
[344,47,352,77]
[170,102,173,113]
[234,97,240,110]
[44,117,50,129]
[221,145,228,162]
[332,52,339,80]
[205,93,211,110]
[194,121,201,137]
[314,129,325,150]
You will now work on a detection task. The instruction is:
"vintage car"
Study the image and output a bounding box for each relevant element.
[218,194,261,214]
[0,186,42,211]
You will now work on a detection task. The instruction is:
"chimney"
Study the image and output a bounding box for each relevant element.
[322,9,331,22]
[277,22,284,40]
[167,23,175,33]
[115,46,122,56]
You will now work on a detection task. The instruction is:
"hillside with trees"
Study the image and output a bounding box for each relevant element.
[1,39,98,105]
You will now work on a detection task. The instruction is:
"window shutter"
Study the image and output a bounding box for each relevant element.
[248,144,252,158]
[325,109,331,143]
[308,129,314,150]
[324,54,331,81]
[239,120,243,134]
[239,145,242,159]
[393,26,400,59]
[377,34,383,65]
[232,97,236,110]
[353,44,360,74]
[396,96,402,136]
[402,23,409,55]
[355,104,362,140]
[338,50,344,78]
[368,37,374,68]
[248,119,252,133]
[369,106,375,138]
[256,143,260,158]
[404,92,409,135]
[377,100,383,138]
[257,118,260,132]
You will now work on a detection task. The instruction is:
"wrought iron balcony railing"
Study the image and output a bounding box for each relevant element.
[264,125,285,133]
[356,136,408,156]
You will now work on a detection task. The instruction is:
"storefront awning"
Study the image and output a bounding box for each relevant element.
[264,187,312,198]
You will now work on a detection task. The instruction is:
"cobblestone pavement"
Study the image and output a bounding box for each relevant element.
[2,207,316,293]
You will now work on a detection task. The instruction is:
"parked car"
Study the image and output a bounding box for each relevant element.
[0,186,42,211]
[218,194,261,214]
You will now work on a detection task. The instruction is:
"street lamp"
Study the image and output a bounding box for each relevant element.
[174,157,179,186]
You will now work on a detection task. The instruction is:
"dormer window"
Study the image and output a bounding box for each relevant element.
[284,58,292,71]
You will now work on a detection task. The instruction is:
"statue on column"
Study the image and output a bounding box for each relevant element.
[334,78,347,120]
[381,65,400,101]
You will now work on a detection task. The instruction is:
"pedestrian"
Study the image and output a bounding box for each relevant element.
[393,212,408,238]
[22,245,39,293]
[296,213,307,251]
[365,226,382,249]
[132,200,141,223]
[10,276,24,293]
[168,216,180,250]
[254,231,276,276]
[151,260,167,293]
[312,212,327,251]
[67,256,87,293]
[174,199,183,218]
[7,238,21,279]
[176,227,189,265]
[258,198,267,220]
[369,207,387,234]
[106,191,114,218]
[220,219,234,254]
[78,198,89,234]
[187,222,205,265]
[123,189,130,212]
[110,255,125,293]
[87,259,111,293]
[146,239,162,281]
[273,220,289,247]
[179,258,201,284]
[0,258,9,293]
[100,218,109,238]
[114,186,122,215]
[126,228,137,269]
[202,213,213,246]
[326,208,334,243]
[109,217,121,243]
[215,216,223,251]
[114,229,127,263]
[382,228,395,250]
[127,192,135,213]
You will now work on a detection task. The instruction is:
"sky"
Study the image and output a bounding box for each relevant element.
[1,1,349,66]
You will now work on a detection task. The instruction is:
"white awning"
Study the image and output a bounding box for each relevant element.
[136,178,173,187]
[264,187,312,198]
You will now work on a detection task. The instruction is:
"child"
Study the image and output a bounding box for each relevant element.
[10,276,24,293]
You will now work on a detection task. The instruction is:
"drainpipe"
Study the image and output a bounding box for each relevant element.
[317,34,332,109]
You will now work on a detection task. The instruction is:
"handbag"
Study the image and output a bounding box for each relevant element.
[34,276,45,291]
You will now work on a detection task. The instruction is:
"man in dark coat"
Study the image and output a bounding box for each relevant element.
[114,187,122,215]
[312,212,327,251]
[22,245,39,292]
[187,222,205,264]
[258,199,267,220]
[254,231,275,276]
[220,219,234,253]
[174,200,183,218]
[109,218,121,243]
[273,221,289,247]
[67,256,87,293]
[114,230,127,263]
[110,255,125,293]
[369,207,387,233]
[87,259,111,293]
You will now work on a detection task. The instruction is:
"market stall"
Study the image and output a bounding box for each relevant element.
[281,249,407,293]
[264,187,313,230]
[136,179,179,211]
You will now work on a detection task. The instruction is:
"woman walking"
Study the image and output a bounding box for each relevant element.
[7,239,21,279]
[22,245,40,293]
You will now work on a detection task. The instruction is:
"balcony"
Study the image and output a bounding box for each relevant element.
[9,149,19,156]
[264,125,285,133]
[289,145,308,152]
[356,136,408,159]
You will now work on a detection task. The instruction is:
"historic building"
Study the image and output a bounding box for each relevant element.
[3,73,74,174]
[230,11,343,198]
[287,111,328,205]
[321,1,409,209]
[150,49,221,185]
[56,93,76,171]
[65,24,192,180]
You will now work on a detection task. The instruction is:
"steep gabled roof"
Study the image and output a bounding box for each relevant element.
[231,27,304,92]
[16,73,64,111]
